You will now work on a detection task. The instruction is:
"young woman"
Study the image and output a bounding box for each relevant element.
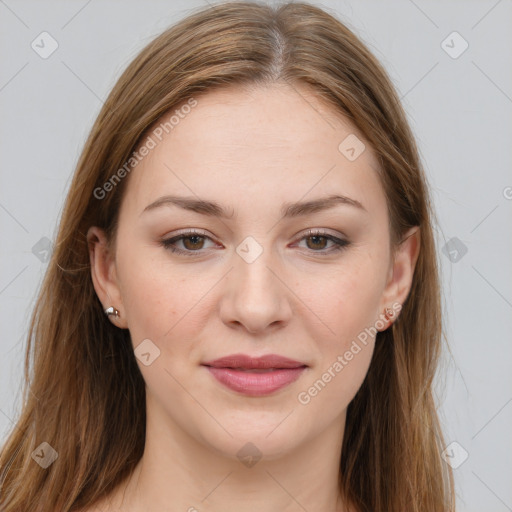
[0,2,455,511]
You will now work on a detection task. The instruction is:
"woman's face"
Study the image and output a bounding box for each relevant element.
[89,83,418,461]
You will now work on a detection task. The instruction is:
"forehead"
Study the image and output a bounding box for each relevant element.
[121,83,386,220]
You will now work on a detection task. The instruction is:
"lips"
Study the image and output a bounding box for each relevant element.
[201,353,308,396]
[202,353,307,370]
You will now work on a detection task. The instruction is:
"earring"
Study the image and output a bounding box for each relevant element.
[104,306,120,317]
[384,307,394,320]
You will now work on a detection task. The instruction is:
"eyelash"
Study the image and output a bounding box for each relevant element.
[160,228,350,257]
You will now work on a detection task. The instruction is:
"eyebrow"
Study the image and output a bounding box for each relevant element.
[140,193,367,219]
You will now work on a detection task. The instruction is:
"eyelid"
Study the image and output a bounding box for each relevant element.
[295,227,347,240]
[165,227,212,238]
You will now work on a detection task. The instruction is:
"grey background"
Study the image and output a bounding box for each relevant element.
[1,1,511,510]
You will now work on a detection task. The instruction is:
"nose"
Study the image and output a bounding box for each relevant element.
[219,243,293,335]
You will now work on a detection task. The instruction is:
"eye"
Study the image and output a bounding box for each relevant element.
[160,229,218,256]
[294,229,350,254]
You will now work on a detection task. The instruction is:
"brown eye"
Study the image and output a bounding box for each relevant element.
[160,230,216,256]
[305,235,329,250]
[182,235,206,250]
[295,230,349,254]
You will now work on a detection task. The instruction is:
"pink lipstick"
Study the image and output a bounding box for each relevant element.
[201,353,307,396]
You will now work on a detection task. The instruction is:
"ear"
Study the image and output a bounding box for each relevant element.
[87,226,128,328]
[378,226,420,328]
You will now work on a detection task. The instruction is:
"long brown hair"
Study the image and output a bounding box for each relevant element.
[0,2,454,510]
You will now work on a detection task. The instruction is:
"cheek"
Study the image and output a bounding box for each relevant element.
[295,272,378,420]
[302,254,385,340]
[116,242,222,367]
[294,254,384,400]
[116,242,187,341]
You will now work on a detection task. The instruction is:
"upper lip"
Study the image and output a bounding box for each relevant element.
[201,353,307,370]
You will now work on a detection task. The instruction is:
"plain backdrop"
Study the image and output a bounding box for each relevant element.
[1,1,511,510]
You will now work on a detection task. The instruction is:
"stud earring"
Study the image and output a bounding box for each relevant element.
[384,307,394,320]
[104,306,120,317]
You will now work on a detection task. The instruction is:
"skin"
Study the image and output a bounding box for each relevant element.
[86,83,419,512]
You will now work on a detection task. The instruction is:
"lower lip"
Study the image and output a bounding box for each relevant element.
[204,366,307,396]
